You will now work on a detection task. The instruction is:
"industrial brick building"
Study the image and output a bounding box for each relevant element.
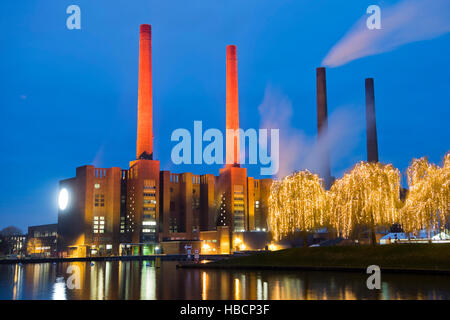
[57,24,272,257]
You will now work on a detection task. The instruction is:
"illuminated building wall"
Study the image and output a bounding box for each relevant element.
[125,159,160,245]
[57,166,122,256]
[248,178,272,231]
[217,166,248,232]
[199,226,230,254]
[160,172,216,241]
[57,25,272,256]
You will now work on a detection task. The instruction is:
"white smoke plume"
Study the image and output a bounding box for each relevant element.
[258,87,363,179]
[322,0,450,68]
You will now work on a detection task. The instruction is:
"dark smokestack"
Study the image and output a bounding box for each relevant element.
[316,67,332,189]
[136,24,153,160]
[365,78,379,163]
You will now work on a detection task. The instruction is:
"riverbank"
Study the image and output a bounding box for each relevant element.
[0,253,233,265]
[180,244,450,274]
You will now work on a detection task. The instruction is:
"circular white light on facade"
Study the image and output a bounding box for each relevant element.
[58,188,69,210]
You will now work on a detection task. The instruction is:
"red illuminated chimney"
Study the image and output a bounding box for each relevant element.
[226,45,240,166]
[136,24,153,160]
[316,67,332,189]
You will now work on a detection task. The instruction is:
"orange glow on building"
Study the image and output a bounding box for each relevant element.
[57,26,272,257]
[136,24,153,160]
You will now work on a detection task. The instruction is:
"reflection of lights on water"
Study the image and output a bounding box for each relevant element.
[105,262,111,296]
[52,278,67,300]
[257,278,262,300]
[13,264,24,300]
[98,264,104,300]
[90,263,97,299]
[202,272,208,300]
[140,263,156,300]
[382,282,389,300]
[233,276,246,299]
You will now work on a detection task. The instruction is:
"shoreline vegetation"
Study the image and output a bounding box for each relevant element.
[180,244,450,274]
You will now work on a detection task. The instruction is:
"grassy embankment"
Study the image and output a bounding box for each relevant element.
[198,244,450,272]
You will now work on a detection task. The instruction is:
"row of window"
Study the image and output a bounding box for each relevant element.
[95,194,105,207]
[93,216,105,233]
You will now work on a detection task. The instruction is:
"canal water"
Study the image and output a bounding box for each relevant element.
[1,261,449,300]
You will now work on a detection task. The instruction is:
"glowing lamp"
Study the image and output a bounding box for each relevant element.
[58,188,69,210]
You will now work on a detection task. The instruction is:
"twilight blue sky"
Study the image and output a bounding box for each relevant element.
[0,0,449,231]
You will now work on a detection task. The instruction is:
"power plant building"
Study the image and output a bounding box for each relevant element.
[57,24,272,257]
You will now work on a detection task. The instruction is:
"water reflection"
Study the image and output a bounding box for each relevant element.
[12,264,24,299]
[0,261,449,300]
[52,278,66,300]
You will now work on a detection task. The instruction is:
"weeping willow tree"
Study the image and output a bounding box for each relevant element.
[268,153,449,246]
[328,162,402,245]
[268,170,327,244]
[400,153,450,235]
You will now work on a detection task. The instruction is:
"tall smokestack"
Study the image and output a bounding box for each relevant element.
[316,67,332,189]
[136,24,153,160]
[365,78,379,162]
[226,45,240,166]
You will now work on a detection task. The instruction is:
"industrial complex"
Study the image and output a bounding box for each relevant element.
[56,25,274,257]
[16,23,381,258]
